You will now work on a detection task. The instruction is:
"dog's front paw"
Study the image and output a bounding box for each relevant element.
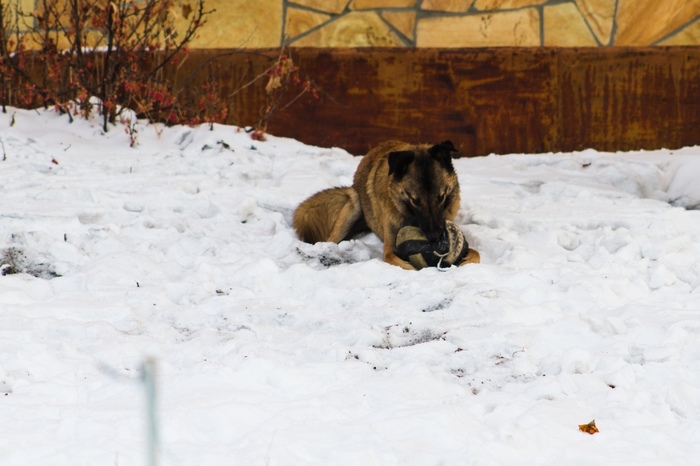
[459,249,480,265]
[384,253,417,270]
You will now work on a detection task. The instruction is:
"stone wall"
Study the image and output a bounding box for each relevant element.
[195,0,700,48]
[4,1,698,48]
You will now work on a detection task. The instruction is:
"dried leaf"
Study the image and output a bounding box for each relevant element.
[182,3,192,19]
[265,57,294,94]
[578,419,599,435]
[265,75,282,94]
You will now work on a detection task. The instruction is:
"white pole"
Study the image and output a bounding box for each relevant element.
[143,358,159,466]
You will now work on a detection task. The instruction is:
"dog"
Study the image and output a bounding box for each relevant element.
[293,140,480,270]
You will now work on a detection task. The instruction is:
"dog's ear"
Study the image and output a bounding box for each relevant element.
[428,140,457,172]
[388,150,415,180]
[430,140,457,154]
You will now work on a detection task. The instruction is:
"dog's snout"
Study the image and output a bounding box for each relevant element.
[421,214,446,243]
[425,225,443,242]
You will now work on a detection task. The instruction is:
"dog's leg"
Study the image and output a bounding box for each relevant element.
[326,188,363,243]
[381,222,416,270]
[459,248,481,265]
[384,249,416,270]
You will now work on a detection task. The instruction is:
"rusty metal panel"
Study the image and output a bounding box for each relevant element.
[262,48,557,156]
[170,47,700,156]
[556,47,700,153]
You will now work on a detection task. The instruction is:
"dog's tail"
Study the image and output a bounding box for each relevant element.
[293,187,363,243]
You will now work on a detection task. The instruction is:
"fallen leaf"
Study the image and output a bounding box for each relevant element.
[578,419,599,435]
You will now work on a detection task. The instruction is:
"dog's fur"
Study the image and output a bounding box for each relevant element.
[293,140,479,270]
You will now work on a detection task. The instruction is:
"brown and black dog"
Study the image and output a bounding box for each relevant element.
[293,140,480,270]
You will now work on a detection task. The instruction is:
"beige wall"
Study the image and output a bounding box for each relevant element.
[192,0,700,48]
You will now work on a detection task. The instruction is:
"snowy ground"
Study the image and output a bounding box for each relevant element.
[1,107,700,465]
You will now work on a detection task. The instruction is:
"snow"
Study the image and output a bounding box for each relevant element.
[1,106,700,465]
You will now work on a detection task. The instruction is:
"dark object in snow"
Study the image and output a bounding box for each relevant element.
[395,219,472,270]
[0,247,60,279]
